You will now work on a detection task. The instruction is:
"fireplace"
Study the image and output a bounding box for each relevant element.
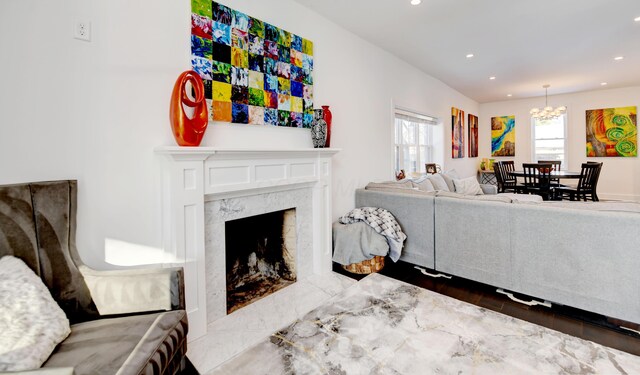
[205,187,315,324]
[156,147,339,340]
[225,208,297,313]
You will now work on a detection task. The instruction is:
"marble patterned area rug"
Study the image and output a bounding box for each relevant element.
[210,273,640,374]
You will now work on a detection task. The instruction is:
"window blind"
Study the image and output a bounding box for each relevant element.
[395,108,439,125]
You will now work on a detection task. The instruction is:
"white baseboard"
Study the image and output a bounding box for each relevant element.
[598,193,640,202]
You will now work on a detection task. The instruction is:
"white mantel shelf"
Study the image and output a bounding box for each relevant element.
[156,146,340,197]
[155,146,340,160]
[155,146,339,341]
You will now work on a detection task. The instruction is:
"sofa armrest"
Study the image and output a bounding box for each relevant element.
[1,368,75,375]
[79,265,185,316]
[480,184,498,195]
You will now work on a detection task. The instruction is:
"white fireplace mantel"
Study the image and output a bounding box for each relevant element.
[155,146,340,340]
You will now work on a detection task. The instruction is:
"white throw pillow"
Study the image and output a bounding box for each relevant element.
[427,173,450,191]
[453,176,485,195]
[0,256,71,371]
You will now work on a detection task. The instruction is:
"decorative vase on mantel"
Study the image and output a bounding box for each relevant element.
[311,109,327,148]
[169,70,209,146]
[321,105,332,147]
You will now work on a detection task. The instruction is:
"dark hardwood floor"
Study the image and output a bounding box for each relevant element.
[334,260,640,357]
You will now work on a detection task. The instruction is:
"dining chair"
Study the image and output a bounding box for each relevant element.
[502,161,525,188]
[502,160,516,173]
[538,160,562,186]
[494,161,523,193]
[538,160,561,169]
[554,162,603,201]
[522,163,553,200]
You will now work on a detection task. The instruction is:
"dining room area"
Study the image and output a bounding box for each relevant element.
[492,160,603,201]
[476,91,639,204]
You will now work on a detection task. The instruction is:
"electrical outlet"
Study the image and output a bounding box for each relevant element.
[74,21,91,42]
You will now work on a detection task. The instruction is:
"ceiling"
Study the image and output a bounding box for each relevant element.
[293,0,640,103]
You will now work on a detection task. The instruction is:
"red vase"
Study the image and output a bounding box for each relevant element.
[321,105,332,147]
[169,71,209,147]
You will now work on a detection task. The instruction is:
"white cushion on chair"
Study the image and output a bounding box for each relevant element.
[0,256,71,371]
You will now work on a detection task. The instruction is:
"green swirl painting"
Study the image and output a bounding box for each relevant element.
[586,107,637,157]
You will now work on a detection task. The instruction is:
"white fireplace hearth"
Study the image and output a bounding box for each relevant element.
[155,147,340,343]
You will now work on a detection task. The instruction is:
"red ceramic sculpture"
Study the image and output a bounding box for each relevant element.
[169,71,208,146]
[322,105,332,147]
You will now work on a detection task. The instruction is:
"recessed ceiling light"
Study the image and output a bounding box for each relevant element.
[614,56,624,61]
[601,82,608,86]
[466,53,474,58]
[635,16,640,22]
[410,0,421,5]
[507,94,512,97]
[489,76,496,80]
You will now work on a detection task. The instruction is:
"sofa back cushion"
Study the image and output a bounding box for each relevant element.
[0,181,99,323]
[435,190,514,203]
[412,178,435,192]
[365,180,414,190]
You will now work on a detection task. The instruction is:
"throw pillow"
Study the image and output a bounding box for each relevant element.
[412,178,435,192]
[0,256,71,371]
[444,169,460,178]
[427,173,450,191]
[441,170,459,191]
[453,176,485,195]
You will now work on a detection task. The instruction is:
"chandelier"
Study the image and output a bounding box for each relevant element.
[530,84,566,121]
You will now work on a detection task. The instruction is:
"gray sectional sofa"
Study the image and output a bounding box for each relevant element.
[356,187,640,325]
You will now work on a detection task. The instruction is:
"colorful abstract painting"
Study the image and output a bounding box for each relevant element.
[491,115,515,157]
[190,1,314,127]
[451,107,464,158]
[468,114,478,158]
[586,106,637,157]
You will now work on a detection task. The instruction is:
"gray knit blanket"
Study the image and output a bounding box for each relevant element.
[339,207,406,262]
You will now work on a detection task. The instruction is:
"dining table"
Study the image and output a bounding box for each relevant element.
[508,170,581,179]
[508,169,582,200]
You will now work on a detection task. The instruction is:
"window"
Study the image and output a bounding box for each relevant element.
[394,109,437,175]
[532,114,567,168]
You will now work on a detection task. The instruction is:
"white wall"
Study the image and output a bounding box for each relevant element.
[479,86,640,201]
[0,0,477,268]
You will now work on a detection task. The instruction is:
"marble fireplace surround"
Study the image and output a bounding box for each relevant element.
[156,147,339,341]
[205,187,313,324]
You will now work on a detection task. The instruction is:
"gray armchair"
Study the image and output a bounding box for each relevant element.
[0,181,188,374]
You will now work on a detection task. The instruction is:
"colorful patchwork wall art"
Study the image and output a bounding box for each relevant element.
[468,114,478,158]
[491,115,515,157]
[586,106,637,157]
[451,107,464,158]
[191,1,314,127]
